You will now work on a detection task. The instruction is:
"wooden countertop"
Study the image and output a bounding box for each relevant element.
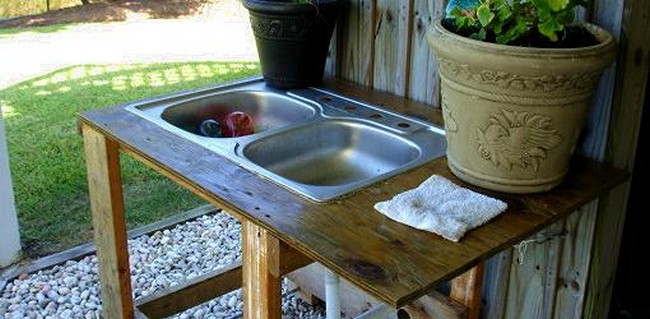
[78,78,628,308]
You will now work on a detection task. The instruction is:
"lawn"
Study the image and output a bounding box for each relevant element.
[1,61,260,257]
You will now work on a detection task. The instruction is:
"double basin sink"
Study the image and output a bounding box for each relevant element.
[127,78,446,202]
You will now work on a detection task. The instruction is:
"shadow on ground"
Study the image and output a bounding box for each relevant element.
[0,0,220,29]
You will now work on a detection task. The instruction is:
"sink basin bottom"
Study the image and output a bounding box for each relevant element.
[243,120,420,187]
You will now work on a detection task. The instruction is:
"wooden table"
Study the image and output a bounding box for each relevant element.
[79,79,628,319]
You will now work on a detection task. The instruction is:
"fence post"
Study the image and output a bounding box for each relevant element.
[0,108,22,268]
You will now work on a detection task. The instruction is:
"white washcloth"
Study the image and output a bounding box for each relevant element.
[374,175,507,242]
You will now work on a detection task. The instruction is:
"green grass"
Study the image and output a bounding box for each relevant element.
[1,62,261,257]
[0,23,75,37]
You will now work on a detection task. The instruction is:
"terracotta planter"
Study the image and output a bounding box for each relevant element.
[243,0,343,89]
[427,20,615,193]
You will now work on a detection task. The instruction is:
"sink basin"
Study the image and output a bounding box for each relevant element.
[126,78,446,202]
[243,120,420,186]
[161,90,315,136]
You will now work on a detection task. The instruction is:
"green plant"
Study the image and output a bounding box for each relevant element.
[447,0,587,44]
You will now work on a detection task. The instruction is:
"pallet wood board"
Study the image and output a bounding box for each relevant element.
[324,0,637,317]
[82,126,133,319]
[584,0,649,317]
[407,0,444,105]
[504,222,563,319]
[338,0,375,86]
[373,0,411,96]
[78,79,628,309]
[553,203,598,319]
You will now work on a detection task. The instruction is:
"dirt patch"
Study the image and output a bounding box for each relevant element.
[0,0,223,29]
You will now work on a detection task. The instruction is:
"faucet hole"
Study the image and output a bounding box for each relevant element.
[397,122,411,128]
[344,104,357,110]
[369,113,384,119]
[319,96,333,103]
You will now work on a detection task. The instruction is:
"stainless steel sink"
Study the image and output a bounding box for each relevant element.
[126,78,446,202]
[243,120,420,186]
[161,90,315,136]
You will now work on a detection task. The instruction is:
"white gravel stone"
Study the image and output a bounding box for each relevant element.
[0,211,330,318]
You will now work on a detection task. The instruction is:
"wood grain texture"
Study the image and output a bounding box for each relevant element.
[78,79,628,309]
[325,23,339,79]
[136,237,309,318]
[243,221,282,319]
[553,202,598,319]
[337,0,375,86]
[82,125,134,319]
[578,0,624,159]
[584,0,649,317]
[450,263,484,319]
[373,0,412,95]
[482,0,628,317]
[407,0,444,105]
[549,2,626,314]
[136,262,242,318]
[400,291,469,319]
[505,222,564,319]
[481,250,512,319]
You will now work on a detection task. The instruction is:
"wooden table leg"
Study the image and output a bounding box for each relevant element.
[450,262,485,319]
[82,125,134,319]
[242,220,283,319]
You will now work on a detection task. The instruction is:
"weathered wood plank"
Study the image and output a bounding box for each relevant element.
[137,239,310,318]
[243,221,282,319]
[407,0,444,105]
[373,0,412,95]
[400,291,469,319]
[481,249,512,319]
[78,79,628,309]
[136,262,242,318]
[505,221,564,319]
[584,0,649,317]
[450,263,484,319]
[553,202,598,319]
[578,0,624,159]
[82,124,133,319]
[499,1,628,318]
[325,24,339,79]
[338,0,375,86]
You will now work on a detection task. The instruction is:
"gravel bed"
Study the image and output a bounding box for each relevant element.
[0,211,326,319]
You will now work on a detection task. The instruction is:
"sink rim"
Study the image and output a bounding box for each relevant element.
[124,77,447,202]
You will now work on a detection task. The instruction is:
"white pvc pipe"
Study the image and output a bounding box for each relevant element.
[325,269,341,319]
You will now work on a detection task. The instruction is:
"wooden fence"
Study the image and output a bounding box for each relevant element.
[324,0,649,318]
[0,0,81,19]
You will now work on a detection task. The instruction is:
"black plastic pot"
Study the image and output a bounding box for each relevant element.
[243,0,344,88]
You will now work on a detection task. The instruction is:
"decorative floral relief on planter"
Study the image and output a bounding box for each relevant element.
[473,110,563,171]
[250,16,317,40]
[441,96,458,133]
[438,59,601,92]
